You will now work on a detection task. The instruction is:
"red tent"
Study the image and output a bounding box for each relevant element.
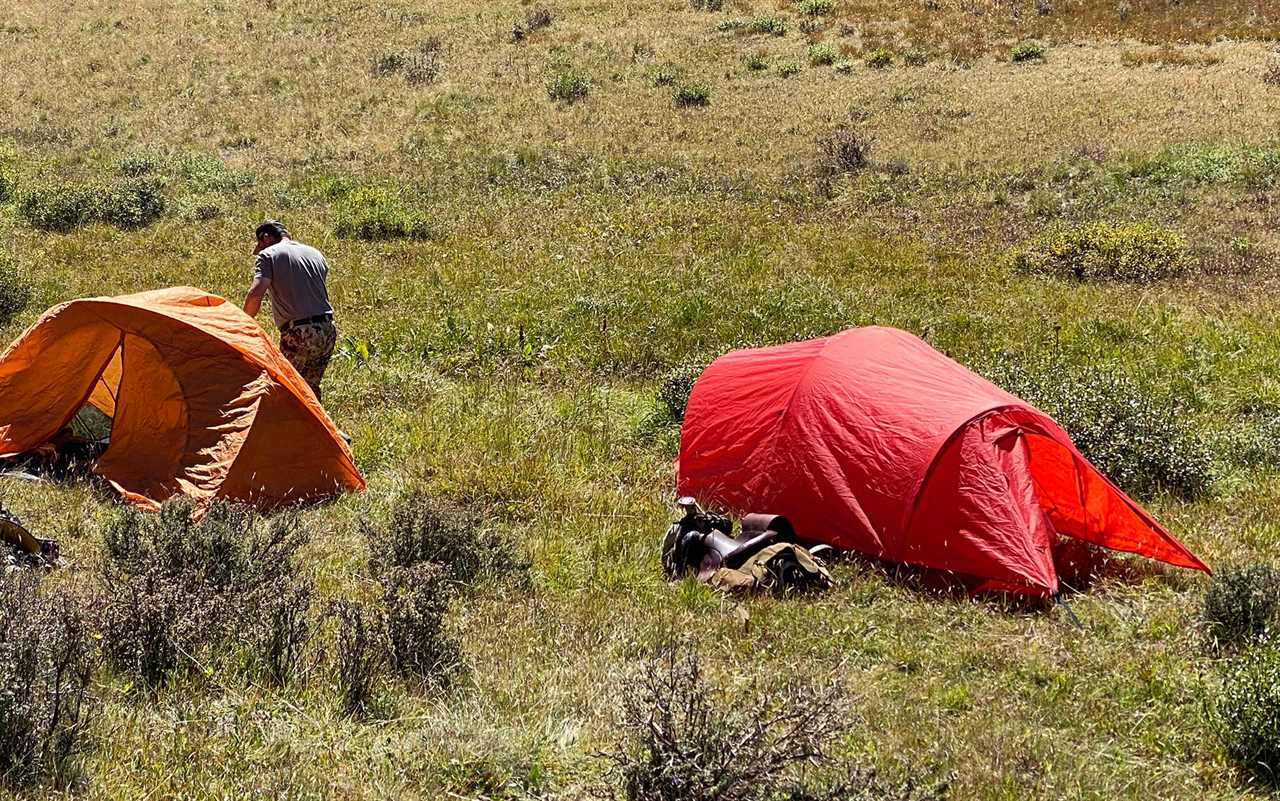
[675,327,1208,595]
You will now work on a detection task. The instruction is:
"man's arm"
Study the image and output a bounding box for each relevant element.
[244,275,270,318]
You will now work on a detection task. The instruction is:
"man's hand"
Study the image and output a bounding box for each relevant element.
[243,276,270,318]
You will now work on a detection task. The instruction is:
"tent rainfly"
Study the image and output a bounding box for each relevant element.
[676,326,1208,595]
[0,287,364,509]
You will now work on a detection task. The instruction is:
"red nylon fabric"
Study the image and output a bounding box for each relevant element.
[676,327,1208,594]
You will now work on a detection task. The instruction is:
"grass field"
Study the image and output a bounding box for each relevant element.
[2,0,1280,798]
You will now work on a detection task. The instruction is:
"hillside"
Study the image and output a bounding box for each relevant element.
[1,0,1280,798]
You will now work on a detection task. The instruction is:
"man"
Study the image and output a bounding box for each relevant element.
[243,220,337,400]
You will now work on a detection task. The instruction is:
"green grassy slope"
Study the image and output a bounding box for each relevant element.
[2,0,1280,798]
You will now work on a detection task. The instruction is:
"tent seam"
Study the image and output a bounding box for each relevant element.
[44,328,125,453]
[896,404,1024,560]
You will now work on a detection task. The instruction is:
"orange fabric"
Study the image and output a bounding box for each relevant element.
[0,287,364,509]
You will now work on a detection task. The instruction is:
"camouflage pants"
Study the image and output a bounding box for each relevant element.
[280,320,337,400]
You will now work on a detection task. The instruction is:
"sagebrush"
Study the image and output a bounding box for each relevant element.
[1212,645,1280,786]
[610,648,850,801]
[253,577,314,687]
[365,491,526,587]
[380,563,460,683]
[0,574,95,788]
[1203,564,1280,651]
[657,363,704,423]
[329,600,387,719]
[96,500,310,685]
[512,7,553,42]
[817,128,873,177]
[0,250,31,325]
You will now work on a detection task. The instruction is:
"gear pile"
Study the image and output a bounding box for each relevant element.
[661,498,833,594]
[0,506,58,570]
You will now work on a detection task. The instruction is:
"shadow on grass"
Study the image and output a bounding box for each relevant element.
[828,536,1175,614]
[0,440,117,501]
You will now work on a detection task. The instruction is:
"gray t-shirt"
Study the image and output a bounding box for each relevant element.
[253,239,333,329]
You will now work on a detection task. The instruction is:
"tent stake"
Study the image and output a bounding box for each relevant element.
[1054,593,1083,629]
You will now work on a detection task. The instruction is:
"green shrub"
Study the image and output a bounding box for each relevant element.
[1132,145,1271,187]
[118,150,163,177]
[0,157,14,204]
[744,52,768,71]
[808,42,839,66]
[178,153,253,195]
[332,187,431,241]
[777,61,802,77]
[0,574,95,788]
[18,176,166,232]
[1011,221,1190,283]
[1011,41,1046,63]
[177,193,226,222]
[365,491,526,587]
[797,0,836,15]
[657,363,705,422]
[1212,645,1280,785]
[673,82,712,107]
[97,176,165,229]
[16,182,96,232]
[313,174,358,200]
[1224,407,1280,467]
[0,250,32,325]
[982,357,1215,500]
[1204,564,1280,651]
[547,69,591,103]
[833,58,856,74]
[96,500,310,685]
[866,48,893,68]
[747,14,788,36]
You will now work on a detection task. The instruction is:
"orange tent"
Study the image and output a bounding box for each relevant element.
[0,287,365,509]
